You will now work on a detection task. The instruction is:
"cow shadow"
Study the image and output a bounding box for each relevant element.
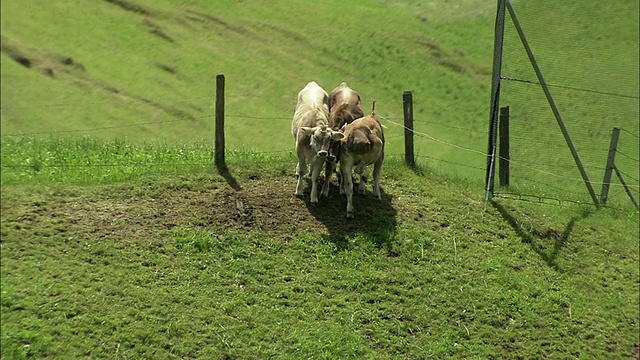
[302,179,398,253]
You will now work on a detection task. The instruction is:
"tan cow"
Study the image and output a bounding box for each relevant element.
[338,114,385,218]
[326,82,366,189]
[328,82,365,131]
[291,81,344,204]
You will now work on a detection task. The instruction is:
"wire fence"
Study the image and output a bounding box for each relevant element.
[2,87,638,208]
[2,2,638,208]
[492,0,639,208]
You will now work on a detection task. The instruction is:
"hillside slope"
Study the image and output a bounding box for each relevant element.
[1,0,495,149]
[2,0,638,204]
[1,154,639,358]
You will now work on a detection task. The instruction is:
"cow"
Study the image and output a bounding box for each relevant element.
[338,114,385,218]
[328,82,365,131]
[291,81,344,204]
[325,82,366,191]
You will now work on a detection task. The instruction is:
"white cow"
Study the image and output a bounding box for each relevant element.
[291,81,344,204]
[338,114,385,218]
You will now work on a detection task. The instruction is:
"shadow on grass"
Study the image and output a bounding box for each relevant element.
[302,181,398,254]
[491,200,592,271]
[217,164,242,191]
[408,163,426,177]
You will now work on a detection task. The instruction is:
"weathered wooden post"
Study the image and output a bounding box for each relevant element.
[214,74,226,170]
[402,91,415,168]
[498,106,510,187]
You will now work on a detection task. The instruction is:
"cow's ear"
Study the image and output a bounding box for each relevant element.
[332,131,344,140]
[301,127,315,136]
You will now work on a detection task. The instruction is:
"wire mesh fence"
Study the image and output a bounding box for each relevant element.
[493,0,639,208]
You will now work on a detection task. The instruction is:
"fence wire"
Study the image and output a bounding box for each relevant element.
[3,5,638,209]
[2,89,638,209]
[495,0,639,207]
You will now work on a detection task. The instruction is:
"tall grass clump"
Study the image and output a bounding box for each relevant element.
[0,137,214,185]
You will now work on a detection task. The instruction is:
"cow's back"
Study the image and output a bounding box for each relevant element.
[329,82,361,108]
[341,115,384,160]
[328,82,364,131]
[292,81,330,139]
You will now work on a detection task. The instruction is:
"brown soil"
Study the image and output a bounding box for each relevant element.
[29,176,398,244]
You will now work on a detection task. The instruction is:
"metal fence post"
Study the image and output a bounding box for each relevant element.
[484,0,507,210]
[599,127,620,205]
[499,106,510,187]
[505,0,599,207]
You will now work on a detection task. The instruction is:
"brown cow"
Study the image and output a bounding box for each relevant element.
[328,82,365,131]
[338,114,385,218]
[291,81,344,204]
[325,82,366,193]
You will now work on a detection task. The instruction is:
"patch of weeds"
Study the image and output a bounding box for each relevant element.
[1,328,52,360]
[170,227,223,252]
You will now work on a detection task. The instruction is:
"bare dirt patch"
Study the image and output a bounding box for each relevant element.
[8,176,398,245]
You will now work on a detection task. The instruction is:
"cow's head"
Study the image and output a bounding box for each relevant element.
[301,124,344,160]
[329,103,364,132]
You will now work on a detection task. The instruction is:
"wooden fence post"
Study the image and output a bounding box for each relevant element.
[402,91,415,168]
[214,74,226,170]
[498,106,510,187]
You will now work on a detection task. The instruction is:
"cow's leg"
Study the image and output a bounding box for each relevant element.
[339,169,347,195]
[321,160,335,197]
[340,162,355,218]
[309,157,322,204]
[295,154,307,196]
[358,166,369,195]
[372,154,383,201]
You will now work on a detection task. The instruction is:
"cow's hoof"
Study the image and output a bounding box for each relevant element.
[295,192,304,197]
[346,212,354,219]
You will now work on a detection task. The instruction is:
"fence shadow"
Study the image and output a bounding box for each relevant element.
[217,164,242,191]
[302,181,398,253]
[490,200,591,271]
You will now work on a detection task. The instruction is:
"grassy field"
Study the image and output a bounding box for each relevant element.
[0,0,500,158]
[1,0,639,358]
[2,0,638,204]
[1,140,639,359]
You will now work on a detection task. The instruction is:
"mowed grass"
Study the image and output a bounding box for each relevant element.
[0,0,496,156]
[1,140,639,359]
[1,0,639,358]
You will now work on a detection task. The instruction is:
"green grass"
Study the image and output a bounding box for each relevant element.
[2,0,637,205]
[0,136,215,185]
[1,140,639,359]
[1,0,639,358]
